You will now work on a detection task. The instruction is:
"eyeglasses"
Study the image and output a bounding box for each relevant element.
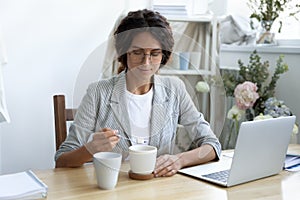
[128,49,163,64]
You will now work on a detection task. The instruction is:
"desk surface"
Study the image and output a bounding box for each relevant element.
[36,144,300,200]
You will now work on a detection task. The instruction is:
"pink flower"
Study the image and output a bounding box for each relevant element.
[234,81,259,110]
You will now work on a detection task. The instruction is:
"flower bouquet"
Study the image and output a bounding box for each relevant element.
[220,50,298,149]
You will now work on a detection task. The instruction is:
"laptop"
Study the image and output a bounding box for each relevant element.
[178,116,296,187]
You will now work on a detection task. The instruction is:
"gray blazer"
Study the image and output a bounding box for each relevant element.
[55,72,221,161]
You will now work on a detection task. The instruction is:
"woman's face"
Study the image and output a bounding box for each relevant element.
[126,32,162,81]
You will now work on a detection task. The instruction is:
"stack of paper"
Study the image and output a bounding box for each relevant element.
[0,170,48,200]
[284,154,300,172]
[152,0,190,17]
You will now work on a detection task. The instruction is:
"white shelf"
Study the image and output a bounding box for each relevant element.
[167,14,213,22]
[159,69,213,75]
[221,44,300,54]
[220,65,240,70]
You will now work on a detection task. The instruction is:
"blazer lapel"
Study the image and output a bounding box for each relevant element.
[110,73,132,139]
[149,75,170,146]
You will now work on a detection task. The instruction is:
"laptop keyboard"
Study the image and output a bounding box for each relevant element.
[203,170,230,183]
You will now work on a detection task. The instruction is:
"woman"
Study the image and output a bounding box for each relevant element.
[55,9,221,177]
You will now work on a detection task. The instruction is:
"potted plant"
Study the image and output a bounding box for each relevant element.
[220,50,298,149]
[247,0,300,44]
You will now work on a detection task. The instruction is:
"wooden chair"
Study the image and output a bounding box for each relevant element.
[53,95,77,150]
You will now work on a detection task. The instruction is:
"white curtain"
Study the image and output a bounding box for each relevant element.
[0,28,10,123]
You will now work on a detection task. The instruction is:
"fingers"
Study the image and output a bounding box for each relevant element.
[98,128,118,138]
[155,155,170,171]
[94,128,119,141]
[154,165,177,177]
[162,169,177,177]
[154,155,181,177]
[101,129,120,147]
[86,128,120,154]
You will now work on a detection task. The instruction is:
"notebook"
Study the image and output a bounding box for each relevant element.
[0,170,48,199]
[178,116,296,187]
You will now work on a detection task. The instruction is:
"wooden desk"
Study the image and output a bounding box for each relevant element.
[36,144,300,200]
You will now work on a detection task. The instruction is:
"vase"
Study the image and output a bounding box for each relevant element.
[219,97,241,150]
[219,118,240,150]
[257,20,276,45]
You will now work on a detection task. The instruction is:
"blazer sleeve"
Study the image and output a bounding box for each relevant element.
[54,83,98,161]
[176,78,221,160]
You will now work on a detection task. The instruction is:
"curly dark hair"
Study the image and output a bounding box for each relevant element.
[114,9,174,73]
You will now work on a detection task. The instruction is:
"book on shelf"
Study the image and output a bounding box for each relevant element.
[0,170,48,200]
[152,0,189,16]
[152,0,209,17]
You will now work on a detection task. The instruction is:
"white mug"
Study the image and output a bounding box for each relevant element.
[129,145,157,174]
[93,152,122,190]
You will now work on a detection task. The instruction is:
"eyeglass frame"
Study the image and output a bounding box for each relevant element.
[127,48,164,64]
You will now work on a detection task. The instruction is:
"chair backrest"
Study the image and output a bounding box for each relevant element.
[53,95,77,150]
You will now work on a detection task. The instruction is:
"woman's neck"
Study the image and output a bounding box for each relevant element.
[126,74,153,95]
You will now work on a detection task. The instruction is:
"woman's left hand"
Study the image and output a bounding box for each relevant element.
[154,154,183,177]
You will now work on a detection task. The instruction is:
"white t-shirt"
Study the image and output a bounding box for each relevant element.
[126,87,153,145]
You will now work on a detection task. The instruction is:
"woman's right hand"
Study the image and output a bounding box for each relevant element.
[85,128,120,155]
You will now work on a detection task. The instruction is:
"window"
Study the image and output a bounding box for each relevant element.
[226,0,300,40]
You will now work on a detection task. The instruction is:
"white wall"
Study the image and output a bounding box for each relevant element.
[0,0,127,174]
[208,0,227,16]
[0,0,152,174]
